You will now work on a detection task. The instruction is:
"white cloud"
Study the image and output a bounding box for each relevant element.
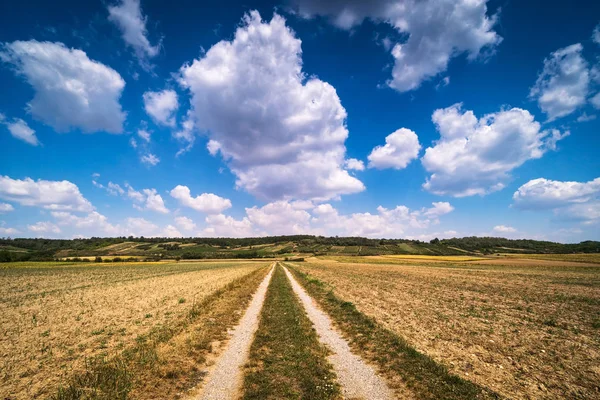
[493,225,516,233]
[143,89,178,127]
[513,177,600,224]
[246,201,313,235]
[173,114,195,156]
[170,185,231,214]
[141,153,160,166]
[591,92,600,109]
[162,225,183,237]
[312,201,454,238]
[0,203,14,213]
[52,211,121,236]
[3,118,39,146]
[344,158,365,171]
[0,40,126,133]
[137,129,151,142]
[0,176,93,212]
[577,112,596,122]
[593,23,600,45]
[28,221,61,234]
[367,128,420,169]
[125,217,159,236]
[529,43,589,121]
[0,226,19,235]
[174,216,196,231]
[124,183,145,202]
[141,188,169,214]
[421,103,568,197]
[202,213,256,237]
[107,0,160,66]
[292,0,502,92]
[179,11,364,201]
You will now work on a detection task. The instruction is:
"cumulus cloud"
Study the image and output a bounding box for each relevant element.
[367,128,420,169]
[344,158,365,171]
[174,216,196,231]
[52,211,121,236]
[0,40,126,133]
[3,118,39,146]
[513,177,600,224]
[28,221,61,234]
[179,11,364,201]
[421,103,568,197]
[291,0,502,92]
[593,23,600,45]
[94,180,168,213]
[141,188,169,213]
[141,153,160,166]
[202,213,256,237]
[0,226,19,235]
[173,114,195,156]
[162,225,183,237]
[493,225,516,233]
[0,203,14,213]
[246,201,313,235]
[137,129,151,142]
[312,201,454,238]
[170,185,231,214]
[107,0,160,67]
[529,43,589,121]
[143,89,178,127]
[0,176,93,212]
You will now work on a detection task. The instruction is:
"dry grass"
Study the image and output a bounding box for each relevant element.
[0,261,264,399]
[293,258,600,399]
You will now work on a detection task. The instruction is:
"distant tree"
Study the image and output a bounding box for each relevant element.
[94,256,103,263]
[430,238,440,244]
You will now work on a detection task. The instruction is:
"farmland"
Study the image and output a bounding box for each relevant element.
[289,256,600,398]
[0,260,269,399]
[1,249,599,399]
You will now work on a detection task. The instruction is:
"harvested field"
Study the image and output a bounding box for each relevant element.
[292,258,600,399]
[0,261,266,399]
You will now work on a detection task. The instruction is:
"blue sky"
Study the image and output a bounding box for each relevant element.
[0,0,598,241]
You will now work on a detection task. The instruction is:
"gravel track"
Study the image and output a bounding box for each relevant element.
[283,265,393,400]
[195,265,275,400]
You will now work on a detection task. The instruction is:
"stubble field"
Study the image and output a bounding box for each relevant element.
[292,256,600,399]
[0,260,266,399]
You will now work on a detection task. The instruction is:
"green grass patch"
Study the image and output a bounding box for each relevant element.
[287,264,501,400]
[242,266,341,400]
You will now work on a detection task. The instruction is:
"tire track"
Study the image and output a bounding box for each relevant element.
[283,265,393,400]
[194,264,275,400]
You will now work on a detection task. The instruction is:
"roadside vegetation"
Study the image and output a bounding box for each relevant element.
[242,265,341,400]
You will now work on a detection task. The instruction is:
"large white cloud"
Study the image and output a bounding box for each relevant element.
[3,118,39,146]
[367,128,420,169]
[0,41,126,133]
[0,176,93,212]
[291,0,502,92]
[94,181,168,213]
[421,104,568,197]
[107,0,160,66]
[170,185,232,214]
[529,43,589,121]
[513,177,600,224]
[179,11,364,201]
[174,216,196,231]
[143,89,178,127]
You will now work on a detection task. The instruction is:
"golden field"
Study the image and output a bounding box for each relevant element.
[0,261,265,399]
[293,256,600,399]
